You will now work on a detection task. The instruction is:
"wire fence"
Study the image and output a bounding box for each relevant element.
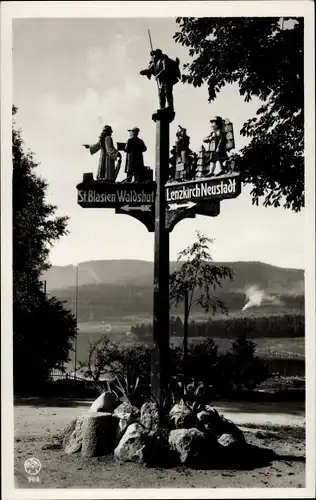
[50,369,72,380]
[49,369,92,383]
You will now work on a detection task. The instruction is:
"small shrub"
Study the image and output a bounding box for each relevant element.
[80,334,270,405]
[172,378,213,413]
[79,337,152,405]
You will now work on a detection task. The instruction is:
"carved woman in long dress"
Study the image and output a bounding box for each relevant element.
[83,125,121,181]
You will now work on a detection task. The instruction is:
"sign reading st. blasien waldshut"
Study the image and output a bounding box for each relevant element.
[77,182,156,208]
[76,174,241,209]
[77,188,155,205]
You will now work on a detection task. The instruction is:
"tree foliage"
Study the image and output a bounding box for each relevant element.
[170,231,233,367]
[170,231,234,315]
[174,17,304,211]
[225,333,270,391]
[131,313,304,341]
[13,106,77,393]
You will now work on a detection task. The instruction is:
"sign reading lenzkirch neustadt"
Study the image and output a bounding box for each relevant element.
[166,174,240,203]
[77,173,241,209]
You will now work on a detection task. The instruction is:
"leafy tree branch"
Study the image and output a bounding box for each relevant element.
[174,17,304,211]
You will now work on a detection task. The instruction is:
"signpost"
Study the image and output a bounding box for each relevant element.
[76,59,242,403]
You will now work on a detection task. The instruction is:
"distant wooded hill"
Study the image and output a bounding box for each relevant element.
[43,260,304,293]
[42,260,304,321]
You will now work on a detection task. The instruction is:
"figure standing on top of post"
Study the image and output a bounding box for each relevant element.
[83,125,121,182]
[124,127,147,183]
[140,49,181,112]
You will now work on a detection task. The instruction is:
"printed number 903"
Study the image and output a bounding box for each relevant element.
[28,476,40,483]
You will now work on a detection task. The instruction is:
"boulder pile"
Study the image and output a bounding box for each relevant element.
[58,392,248,468]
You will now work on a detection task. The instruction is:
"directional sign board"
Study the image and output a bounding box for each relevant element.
[77,180,156,209]
[77,173,240,208]
[76,173,241,232]
[165,173,241,205]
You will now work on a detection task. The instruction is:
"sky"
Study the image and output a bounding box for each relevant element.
[12,16,305,270]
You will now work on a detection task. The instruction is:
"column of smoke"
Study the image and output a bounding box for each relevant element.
[241,285,282,311]
[242,286,264,311]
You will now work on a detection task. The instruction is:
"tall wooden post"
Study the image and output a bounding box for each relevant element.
[151,111,171,403]
[74,265,79,386]
[183,289,189,371]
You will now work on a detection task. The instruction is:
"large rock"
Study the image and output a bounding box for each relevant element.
[217,432,247,464]
[218,433,239,448]
[114,423,150,463]
[169,403,196,429]
[60,417,77,440]
[140,402,160,431]
[81,413,118,458]
[64,416,85,454]
[169,428,217,466]
[197,407,225,435]
[59,417,77,448]
[89,391,119,413]
[114,423,174,467]
[198,406,245,443]
[220,416,246,443]
[113,402,140,440]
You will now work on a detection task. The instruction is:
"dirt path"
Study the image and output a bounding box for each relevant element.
[14,398,305,438]
[14,398,306,489]
[215,400,305,427]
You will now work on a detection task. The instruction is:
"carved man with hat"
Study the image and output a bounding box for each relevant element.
[140,49,181,111]
[124,127,147,183]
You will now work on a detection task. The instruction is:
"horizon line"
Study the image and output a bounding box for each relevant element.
[47,258,304,272]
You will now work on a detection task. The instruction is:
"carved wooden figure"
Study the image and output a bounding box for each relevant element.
[140,49,181,112]
[203,116,228,177]
[124,127,147,183]
[83,125,121,181]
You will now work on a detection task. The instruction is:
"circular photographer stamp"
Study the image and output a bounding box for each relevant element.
[24,457,41,476]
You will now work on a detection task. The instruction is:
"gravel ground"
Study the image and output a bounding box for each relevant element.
[13,398,306,490]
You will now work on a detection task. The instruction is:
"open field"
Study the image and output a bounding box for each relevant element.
[14,398,305,489]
